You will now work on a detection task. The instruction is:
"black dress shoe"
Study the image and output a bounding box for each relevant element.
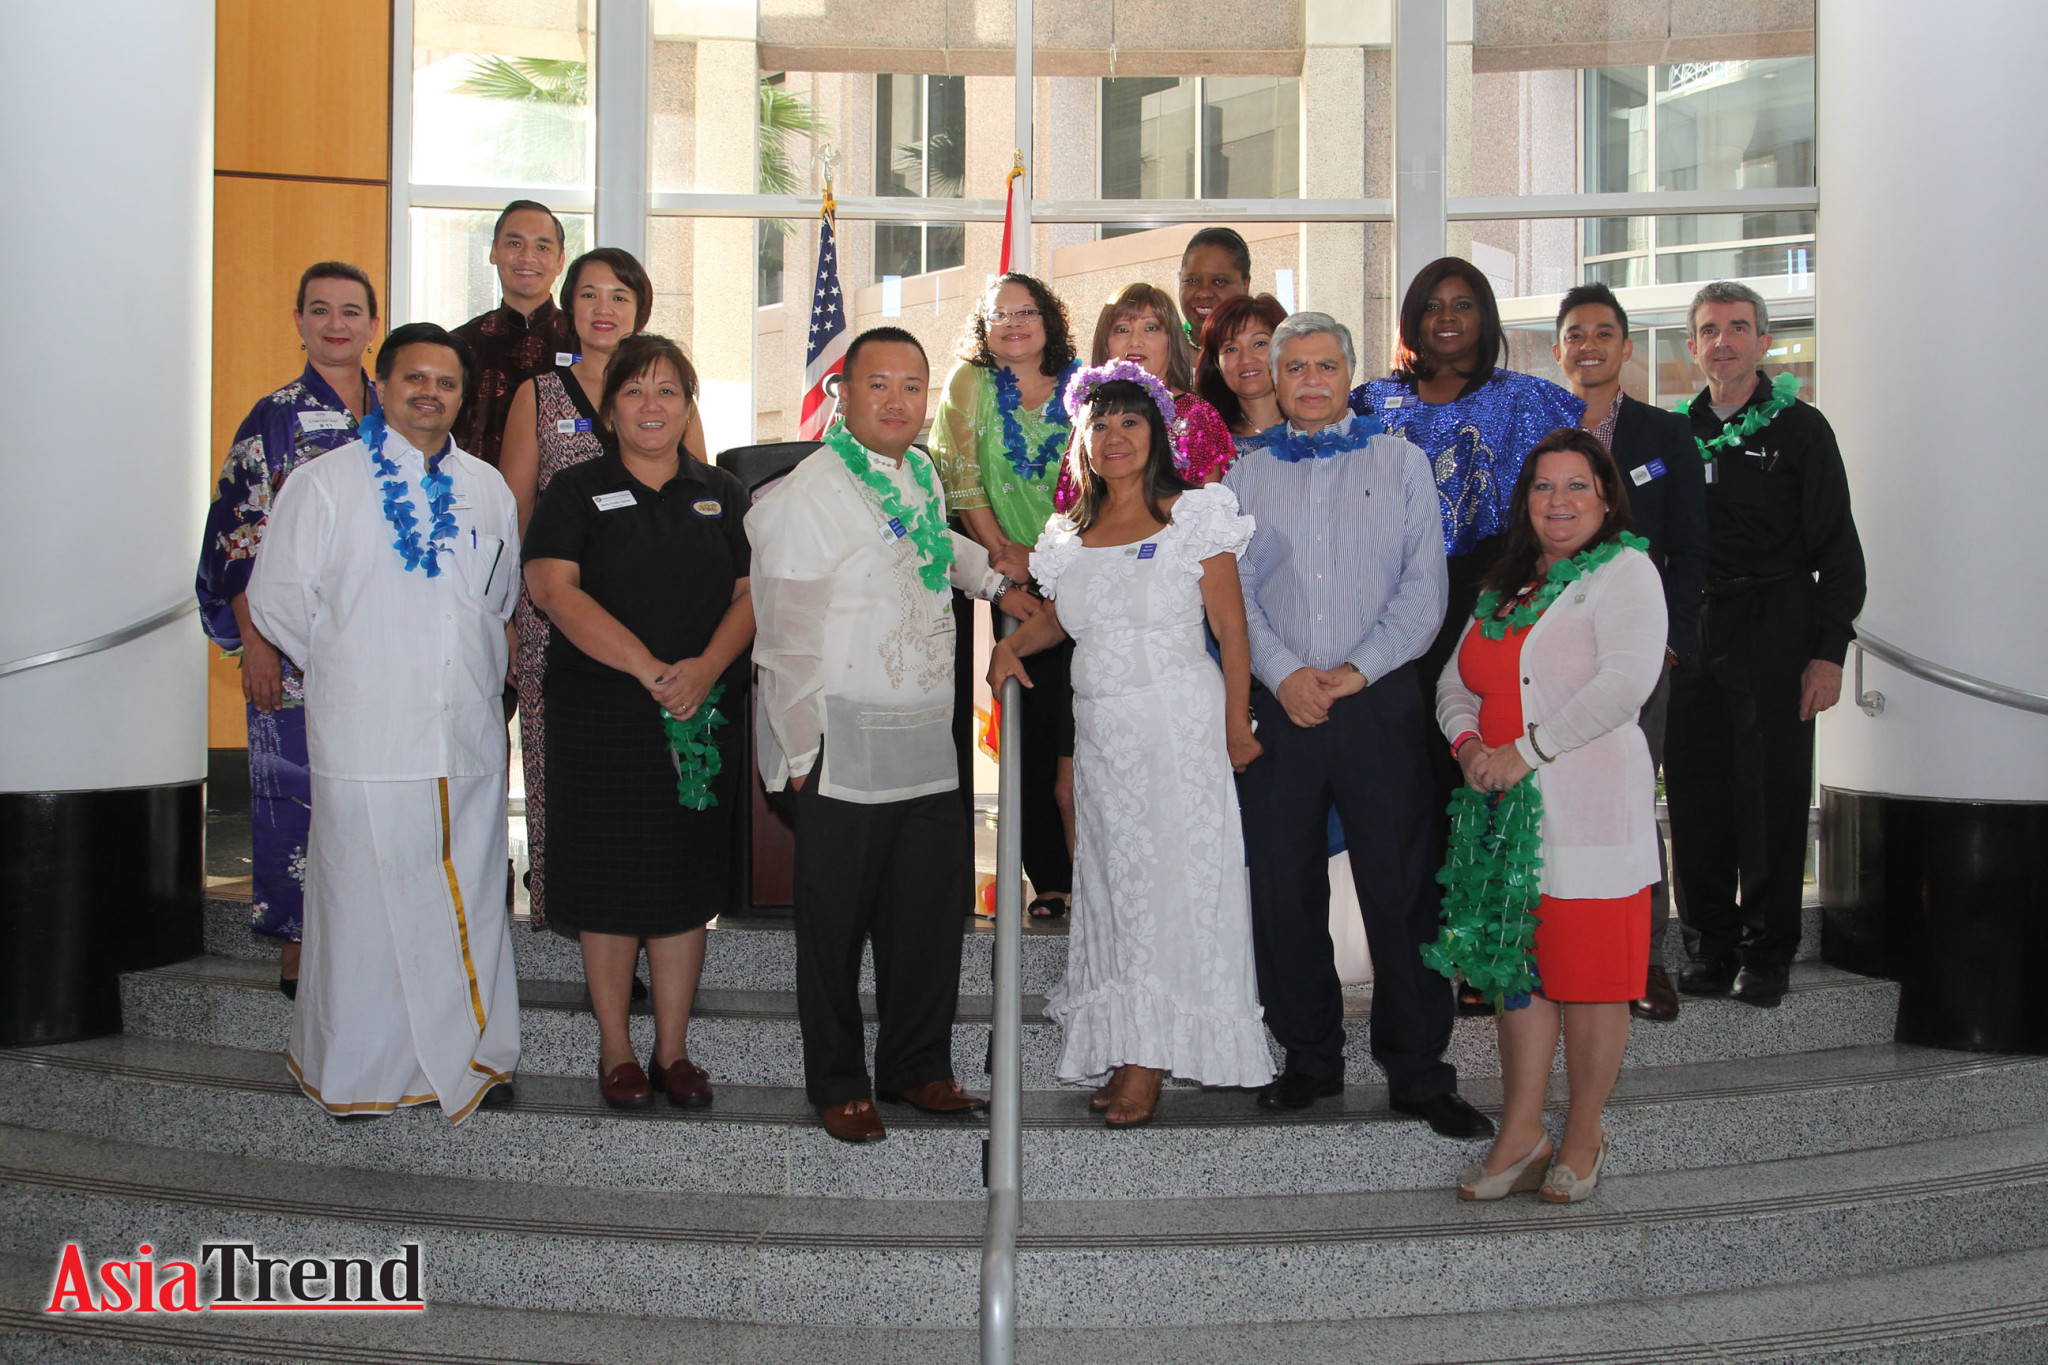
[1678,958,1739,997]
[1391,1091,1495,1140]
[1732,962,1790,1009]
[1630,965,1680,1022]
[1256,1071,1343,1111]
[278,976,298,1002]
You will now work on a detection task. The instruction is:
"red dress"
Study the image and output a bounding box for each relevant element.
[1457,622,1650,1003]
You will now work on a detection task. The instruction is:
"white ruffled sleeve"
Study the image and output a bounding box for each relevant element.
[1027,516,1084,600]
[1168,482,1255,574]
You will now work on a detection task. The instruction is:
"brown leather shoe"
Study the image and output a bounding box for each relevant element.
[819,1099,887,1143]
[1630,965,1681,1023]
[877,1080,990,1114]
[649,1053,713,1108]
[599,1060,654,1109]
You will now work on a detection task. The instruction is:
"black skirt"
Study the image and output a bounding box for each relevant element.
[542,673,736,936]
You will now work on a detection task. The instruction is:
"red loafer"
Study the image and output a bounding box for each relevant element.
[599,1060,654,1109]
[648,1053,713,1108]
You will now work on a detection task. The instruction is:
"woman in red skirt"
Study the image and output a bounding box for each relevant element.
[1435,427,1666,1203]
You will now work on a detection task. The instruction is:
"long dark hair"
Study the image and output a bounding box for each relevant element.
[1481,427,1634,599]
[1065,380,1193,532]
[1196,292,1289,434]
[959,272,1076,376]
[1392,256,1504,390]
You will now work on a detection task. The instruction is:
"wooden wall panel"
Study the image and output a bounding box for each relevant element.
[215,0,391,181]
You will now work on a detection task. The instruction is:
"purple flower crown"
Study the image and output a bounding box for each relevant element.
[1063,359,1178,428]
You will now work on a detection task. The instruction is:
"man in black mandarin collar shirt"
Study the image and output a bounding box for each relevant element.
[1552,283,1708,1022]
[1666,281,1865,1010]
[452,199,575,470]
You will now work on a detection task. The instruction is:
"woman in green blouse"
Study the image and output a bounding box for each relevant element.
[931,273,1081,918]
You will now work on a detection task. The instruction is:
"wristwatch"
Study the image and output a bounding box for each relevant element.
[990,576,1014,607]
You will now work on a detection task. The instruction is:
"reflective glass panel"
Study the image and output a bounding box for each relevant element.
[411,0,595,189]
[409,207,591,331]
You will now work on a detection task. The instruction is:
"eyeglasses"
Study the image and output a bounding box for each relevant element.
[984,308,1042,324]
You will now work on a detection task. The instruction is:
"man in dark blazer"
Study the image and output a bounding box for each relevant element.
[1553,283,1708,1021]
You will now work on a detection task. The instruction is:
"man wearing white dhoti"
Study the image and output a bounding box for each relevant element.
[248,322,523,1123]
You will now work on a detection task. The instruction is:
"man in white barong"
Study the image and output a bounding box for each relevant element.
[749,326,1036,1144]
[248,321,522,1123]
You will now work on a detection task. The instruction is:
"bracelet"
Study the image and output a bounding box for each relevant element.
[1450,731,1480,759]
[990,577,1012,607]
[1525,723,1557,764]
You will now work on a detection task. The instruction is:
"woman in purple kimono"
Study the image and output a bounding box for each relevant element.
[196,261,380,996]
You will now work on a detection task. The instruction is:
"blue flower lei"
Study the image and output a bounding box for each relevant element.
[360,410,458,576]
[991,360,1079,481]
[1262,412,1386,464]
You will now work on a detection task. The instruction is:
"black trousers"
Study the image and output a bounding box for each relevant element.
[1235,665,1456,1101]
[1014,637,1075,900]
[1638,662,1676,961]
[1664,583,1816,969]
[791,771,972,1107]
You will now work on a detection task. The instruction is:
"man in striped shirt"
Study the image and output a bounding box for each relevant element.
[1225,313,1490,1139]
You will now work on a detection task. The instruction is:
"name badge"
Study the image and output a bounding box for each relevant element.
[1629,464,1654,486]
[1136,543,1158,560]
[555,352,582,366]
[692,499,723,517]
[593,490,637,511]
[448,489,473,511]
[880,516,907,541]
[1382,396,1404,409]
[298,410,350,433]
[555,418,594,435]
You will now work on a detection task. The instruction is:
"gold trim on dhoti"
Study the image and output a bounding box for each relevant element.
[438,775,488,1034]
[285,1051,438,1114]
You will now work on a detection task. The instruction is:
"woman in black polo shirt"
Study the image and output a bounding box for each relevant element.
[523,333,755,1110]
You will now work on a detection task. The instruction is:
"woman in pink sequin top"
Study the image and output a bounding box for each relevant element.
[1053,283,1235,511]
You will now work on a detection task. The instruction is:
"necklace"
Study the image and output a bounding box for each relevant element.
[823,420,956,592]
[1423,778,1544,1013]
[992,360,1078,480]
[1266,413,1385,464]
[661,684,728,810]
[1692,371,1800,463]
[1472,531,1647,639]
[360,411,457,575]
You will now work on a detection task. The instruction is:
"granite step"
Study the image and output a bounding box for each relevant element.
[6,1034,2043,1202]
[7,1241,2048,1364]
[4,1119,2046,1328]
[120,954,1899,1089]
[202,892,1828,989]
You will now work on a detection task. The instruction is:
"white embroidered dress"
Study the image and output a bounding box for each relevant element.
[1030,483,1275,1088]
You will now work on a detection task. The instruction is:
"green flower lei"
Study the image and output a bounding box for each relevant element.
[1472,532,1648,640]
[823,420,956,592]
[1423,779,1545,1013]
[1690,370,1801,463]
[661,684,728,811]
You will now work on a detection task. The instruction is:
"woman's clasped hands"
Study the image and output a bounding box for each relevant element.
[1458,737,1533,794]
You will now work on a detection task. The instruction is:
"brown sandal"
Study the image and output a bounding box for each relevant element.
[1088,1066,1127,1111]
[1104,1066,1163,1129]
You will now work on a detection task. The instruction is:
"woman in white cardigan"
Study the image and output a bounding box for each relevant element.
[1435,427,1666,1203]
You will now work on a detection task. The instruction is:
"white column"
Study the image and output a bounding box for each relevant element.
[0,1,212,794]
[1815,0,2048,801]
[595,0,651,260]
[1391,0,1447,299]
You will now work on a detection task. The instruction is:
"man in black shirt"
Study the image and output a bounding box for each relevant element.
[452,200,575,470]
[1552,283,1708,1021]
[1667,281,1866,1009]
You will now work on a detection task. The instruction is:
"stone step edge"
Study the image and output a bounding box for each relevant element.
[6,1247,2048,1365]
[12,1038,2029,1134]
[6,1119,2046,1254]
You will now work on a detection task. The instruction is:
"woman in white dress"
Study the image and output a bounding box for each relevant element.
[988,360,1275,1127]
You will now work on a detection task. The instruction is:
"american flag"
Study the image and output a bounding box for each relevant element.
[798,210,848,440]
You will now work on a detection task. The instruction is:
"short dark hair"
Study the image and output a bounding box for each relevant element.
[598,333,699,433]
[375,322,475,399]
[560,247,654,341]
[493,199,566,249]
[1196,292,1289,434]
[1481,427,1634,599]
[295,261,378,317]
[1393,256,1504,388]
[959,273,1077,377]
[1555,282,1627,337]
[843,326,928,379]
[1182,226,1252,283]
[1065,379,1194,533]
[1090,284,1195,393]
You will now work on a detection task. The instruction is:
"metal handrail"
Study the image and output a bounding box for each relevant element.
[980,615,1025,1361]
[0,599,197,679]
[1852,626,2048,718]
